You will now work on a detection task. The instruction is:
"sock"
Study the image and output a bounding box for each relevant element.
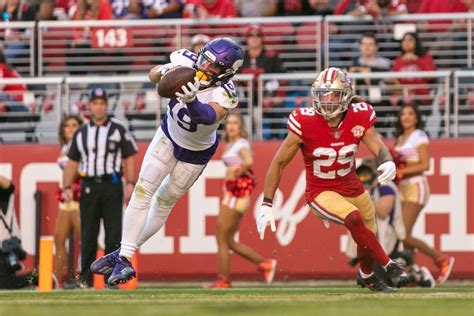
[359,268,374,279]
[344,211,390,267]
[357,245,375,274]
[136,190,173,247]
[120,180,157,259]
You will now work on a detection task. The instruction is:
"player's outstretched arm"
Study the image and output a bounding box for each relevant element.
[362,127,396,185]
[257,131,302,240]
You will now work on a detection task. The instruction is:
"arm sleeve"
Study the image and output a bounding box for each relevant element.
[67,130,82,162]
[379,185,396,197]
[119,126,138,159]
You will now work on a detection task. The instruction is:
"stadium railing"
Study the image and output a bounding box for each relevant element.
[0,77,63,143]
[1,74,254,143]
[257,71,452,140]
[33,13,473,77]
[453,70,474,137]
[37,16,323,76]
[0,21,36,77]
[2,71,473,143]
[324,13,473,70]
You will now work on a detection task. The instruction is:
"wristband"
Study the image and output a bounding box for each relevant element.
[263,196,273,204]
[64,186,72,190]
[126,180,136,186]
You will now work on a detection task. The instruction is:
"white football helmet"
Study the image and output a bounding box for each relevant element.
[311,67,353,120]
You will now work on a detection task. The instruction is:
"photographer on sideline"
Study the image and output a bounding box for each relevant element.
[0,174,33,289]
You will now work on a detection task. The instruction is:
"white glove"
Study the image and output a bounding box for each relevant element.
[175,77,200,103]
[256,204,276,240]
[377,161,396,185]
[157,63,173,76]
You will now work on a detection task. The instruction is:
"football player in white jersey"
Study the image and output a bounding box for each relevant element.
[91,37,245,285]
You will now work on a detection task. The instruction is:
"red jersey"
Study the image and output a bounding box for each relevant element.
[287,103,376,202]
[0,64,27,102]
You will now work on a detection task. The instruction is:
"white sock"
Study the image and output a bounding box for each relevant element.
[137,192,173,247]
[359,269,374,279]
[120,181,156,258]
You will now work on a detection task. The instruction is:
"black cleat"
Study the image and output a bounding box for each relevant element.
[386,261,410,288]
[357,272,395,292]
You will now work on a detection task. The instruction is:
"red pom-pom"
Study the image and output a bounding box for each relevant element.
[224,171,256,197]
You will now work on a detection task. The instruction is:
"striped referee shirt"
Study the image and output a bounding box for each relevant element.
[67,117,138,177]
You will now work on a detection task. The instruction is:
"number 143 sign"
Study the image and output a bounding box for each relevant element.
[92,28,133,48]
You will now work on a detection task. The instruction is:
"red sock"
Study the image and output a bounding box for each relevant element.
[357,245,374,274]
[344,211,390,267]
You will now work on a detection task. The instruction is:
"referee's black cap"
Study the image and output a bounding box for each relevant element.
[90,87,108,102]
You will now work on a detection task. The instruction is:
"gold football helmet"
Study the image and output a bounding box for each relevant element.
[311,67,353,120]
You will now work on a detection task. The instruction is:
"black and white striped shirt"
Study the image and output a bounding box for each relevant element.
[67,117,138,177]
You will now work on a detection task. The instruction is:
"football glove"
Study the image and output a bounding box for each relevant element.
[176,77,200,103]
[256,203,276,240]
[377,161,396,185]
[157,63,173,76]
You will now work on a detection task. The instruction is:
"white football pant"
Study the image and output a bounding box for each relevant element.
[120,127,206,258]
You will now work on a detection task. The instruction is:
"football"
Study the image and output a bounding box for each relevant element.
[157,66,197,99]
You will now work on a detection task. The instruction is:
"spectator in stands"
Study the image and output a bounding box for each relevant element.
[0,48,29,118]
[335,0,407,17]
[55,115,83,289]
[183,0,237,19]
[391,32,436,106]
[350,32,390,73]
[416,0,469,14]
[128,0,184,19]
[277,0,337,16]
[0,0,36,21]
[1,0,37,70]
[240,24,287,139]
[349,33,394,132]
[53,0,77,20]
[190,34,210,54]
[235,0,277,17]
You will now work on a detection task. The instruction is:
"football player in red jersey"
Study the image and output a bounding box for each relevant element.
[256,67,410,292]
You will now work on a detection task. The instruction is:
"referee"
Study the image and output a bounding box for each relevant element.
[63,87,138,288]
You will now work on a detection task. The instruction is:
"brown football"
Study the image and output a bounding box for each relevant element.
[157,66,197,99]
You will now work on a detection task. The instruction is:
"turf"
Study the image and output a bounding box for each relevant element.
[0,286,473,316]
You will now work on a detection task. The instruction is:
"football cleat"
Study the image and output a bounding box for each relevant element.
[385,261,410,288]
[207,275,231,289]
[437,256,455,285]
[418,266,436,288]
[90,248,120,276]
[108,256,136,286]
[258,259,277,285]
[357,272,395,292]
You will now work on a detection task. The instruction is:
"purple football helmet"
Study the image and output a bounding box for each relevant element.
[195,37,244,88]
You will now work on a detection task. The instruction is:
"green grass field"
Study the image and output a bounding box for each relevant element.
[1,286,473,316]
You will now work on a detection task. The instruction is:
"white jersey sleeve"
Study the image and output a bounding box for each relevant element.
[170,49,198,68]
[210,80,238,109]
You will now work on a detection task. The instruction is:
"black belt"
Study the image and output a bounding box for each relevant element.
[82,174,121,183]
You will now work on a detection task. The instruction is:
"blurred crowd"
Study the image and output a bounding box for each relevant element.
[0,0,473,141]
[0,0,470,22]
